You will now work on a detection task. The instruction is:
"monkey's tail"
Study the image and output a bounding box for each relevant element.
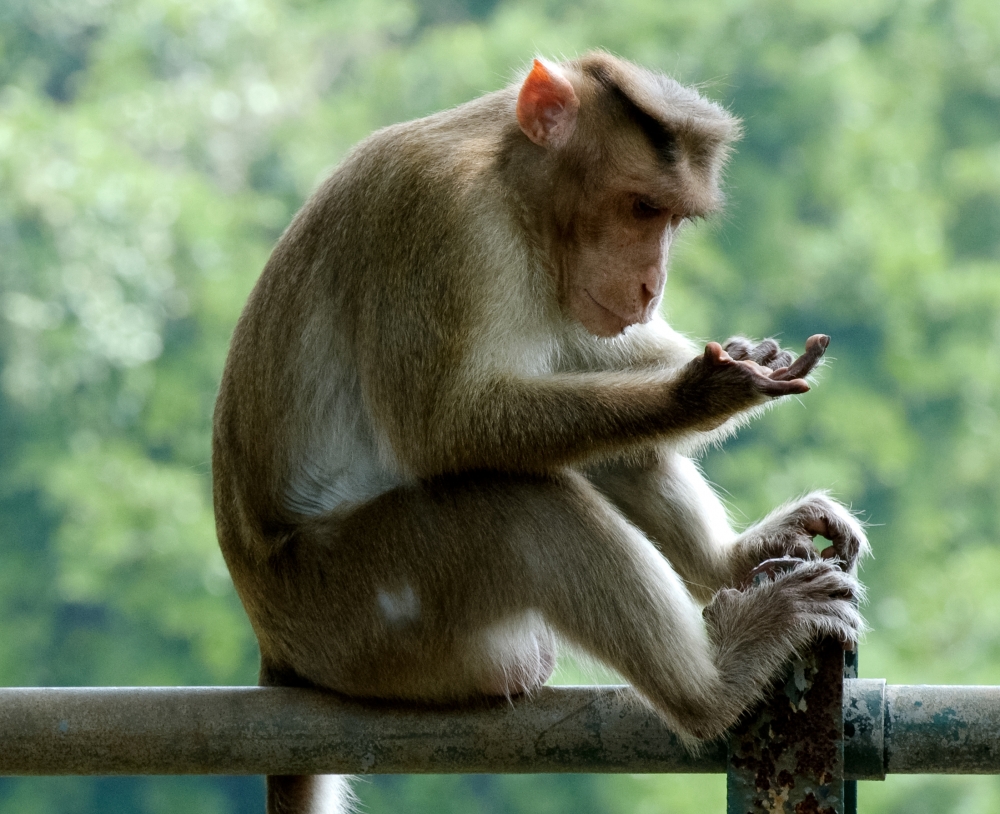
[267,774,355,814]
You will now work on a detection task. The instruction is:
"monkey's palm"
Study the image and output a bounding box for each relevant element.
[680,334,829,428]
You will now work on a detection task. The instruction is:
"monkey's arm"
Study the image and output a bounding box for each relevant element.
[368,342,818,478]
[588,448,868,603]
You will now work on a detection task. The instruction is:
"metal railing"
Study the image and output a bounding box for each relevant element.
[2,639,1000,813]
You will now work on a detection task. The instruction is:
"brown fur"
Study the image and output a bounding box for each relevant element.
[212,52,868,814]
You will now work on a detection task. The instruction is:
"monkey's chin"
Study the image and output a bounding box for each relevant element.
[575,290,640,338]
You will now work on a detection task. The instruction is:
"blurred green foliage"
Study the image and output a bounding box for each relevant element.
[1,0,999,811]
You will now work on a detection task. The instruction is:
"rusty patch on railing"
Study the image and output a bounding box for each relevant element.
[727,637,846,814]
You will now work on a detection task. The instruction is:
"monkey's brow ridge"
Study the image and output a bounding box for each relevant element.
[610,85,678,165]
[583,62,678,165]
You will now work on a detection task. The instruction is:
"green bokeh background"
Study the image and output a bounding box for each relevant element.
[1,0,999,810]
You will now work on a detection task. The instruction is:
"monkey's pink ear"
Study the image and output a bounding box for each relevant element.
[516,59,580,149]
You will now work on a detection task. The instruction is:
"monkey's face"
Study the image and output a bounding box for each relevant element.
[516,55,731,339]
[561,184,684,338]
[549,102,700,338]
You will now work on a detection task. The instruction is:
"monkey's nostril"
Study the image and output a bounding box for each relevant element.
[640,283,656,308]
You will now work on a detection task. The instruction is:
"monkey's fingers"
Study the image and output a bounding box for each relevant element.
[703,341,733,366]
[772,334,829,381]
[746,363,810,396]
[702,345,808,395]
[799,500,869,571]
[756,377,810,396]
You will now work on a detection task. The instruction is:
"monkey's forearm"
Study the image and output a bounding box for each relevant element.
[406,369,755,476]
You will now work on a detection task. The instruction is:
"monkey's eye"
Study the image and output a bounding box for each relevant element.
[632,198,663,220]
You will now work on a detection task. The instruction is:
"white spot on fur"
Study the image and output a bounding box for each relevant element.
[480,609,547,654]
[377,584,420,626]
[472,610,556,697]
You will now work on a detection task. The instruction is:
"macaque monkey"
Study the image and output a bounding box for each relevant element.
[212,52,868,814]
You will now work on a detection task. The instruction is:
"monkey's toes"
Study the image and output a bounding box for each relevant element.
[779,559,861,602]
[792,494,869,570]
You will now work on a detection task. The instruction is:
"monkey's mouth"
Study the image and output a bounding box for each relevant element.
[583,289,643,336]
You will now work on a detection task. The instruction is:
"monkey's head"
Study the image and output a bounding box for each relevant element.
[515,54,741,338]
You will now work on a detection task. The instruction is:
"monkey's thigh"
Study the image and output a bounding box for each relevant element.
[259,470,701,704]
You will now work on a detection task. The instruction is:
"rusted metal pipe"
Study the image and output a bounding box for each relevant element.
[884,684,1000,774]
[844,678,885,781]
[0,685,720,776]
[1,683,1000,778]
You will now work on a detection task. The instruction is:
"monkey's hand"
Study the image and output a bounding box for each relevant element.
[723,334,829,384]
[676,334,829,429]
[726,492,871,593]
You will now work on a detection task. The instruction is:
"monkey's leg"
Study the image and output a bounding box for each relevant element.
[587,448,869,600]
[586,450,741,602]
[257,470,860,743]
[257,476,567,704]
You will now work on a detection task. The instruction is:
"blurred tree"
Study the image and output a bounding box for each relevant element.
[1,0,999,812]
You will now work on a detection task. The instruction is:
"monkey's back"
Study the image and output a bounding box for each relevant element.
[211,85,539,563]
